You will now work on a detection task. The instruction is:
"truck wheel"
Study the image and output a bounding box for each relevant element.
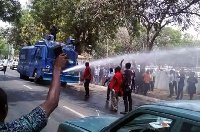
[34,70,40,84]
[61,82,67,87]
[20,74,24,79]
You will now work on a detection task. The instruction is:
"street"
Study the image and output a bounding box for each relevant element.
[0,69,150,132]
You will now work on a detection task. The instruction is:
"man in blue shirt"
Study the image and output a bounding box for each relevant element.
[0,53,67,131]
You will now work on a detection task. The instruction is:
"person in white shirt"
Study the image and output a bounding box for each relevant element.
[168,70,174,98]
[172,71,178,96]
[94,66,100,85]
[103,68,114,102]
[3,59,8,74]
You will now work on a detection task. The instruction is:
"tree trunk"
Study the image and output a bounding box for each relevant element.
[146,28,150,51]
[148,30,162,51]
[74,33,82,55]
[74,27,83,55]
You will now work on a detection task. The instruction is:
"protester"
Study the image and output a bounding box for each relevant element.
[83,62,92,98]
[168,70,174,98]
[103,68,114,102]
[176,69,185,100]
[120,63,134,114]
[99,67,104,85]
[94,66,100,85]
[150,69,155,91]
[50,24,58,41]
[142,70,151,96]
[109,66,122,112]
[172,70,178,96]
[0,53,67,131]
[3,58,8,75]
[187,72,198,100]
[135,69,143,94]
[102,67,108,85]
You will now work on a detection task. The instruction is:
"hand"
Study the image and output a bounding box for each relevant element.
[112,89,115,92]
[54,53,67,69]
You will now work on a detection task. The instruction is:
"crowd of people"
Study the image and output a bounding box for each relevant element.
[82,60,156,114]
[168,69,198,100]
[0,54,199,131]
[88,62,156,97]
[82,61,200,114]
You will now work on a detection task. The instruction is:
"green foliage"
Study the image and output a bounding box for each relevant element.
[112,0,200,50]
[156,27,196,48]
[2,0,200,58]
[20,10,44,45]
[14,49,20,56]
[0,0,21,22]
[0,39,9,57]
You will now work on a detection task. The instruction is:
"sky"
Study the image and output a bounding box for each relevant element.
[0,0,199,39]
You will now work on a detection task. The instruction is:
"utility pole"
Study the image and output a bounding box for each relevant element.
[197,51,199,67]
[106,38,108,57]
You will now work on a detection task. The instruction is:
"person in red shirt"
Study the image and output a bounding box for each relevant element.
[109,66,122,112]
[83,62,91,98]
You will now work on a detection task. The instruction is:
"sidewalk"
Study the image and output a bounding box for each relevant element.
[68,83,200,103]
[146,88,200,101]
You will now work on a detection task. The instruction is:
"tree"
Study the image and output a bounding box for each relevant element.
[112,0,200,51]
[31,0,120,54]
[0,0,21,22]
[31,0,83,51]
[156,27,182,48]
[0,39,9,57]
[19,10,44,45]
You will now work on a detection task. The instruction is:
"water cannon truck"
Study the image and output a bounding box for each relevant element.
[17,37,79,84]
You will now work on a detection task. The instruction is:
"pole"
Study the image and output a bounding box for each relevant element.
[106,38,108,57]
[197,52,199,67]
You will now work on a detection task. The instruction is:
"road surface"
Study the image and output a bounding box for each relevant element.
[0,69,150,132]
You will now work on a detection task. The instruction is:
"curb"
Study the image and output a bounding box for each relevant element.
[70,83,161,103]
[132,93,161,102]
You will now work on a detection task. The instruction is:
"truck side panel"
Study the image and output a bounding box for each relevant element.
[18,46,37,77]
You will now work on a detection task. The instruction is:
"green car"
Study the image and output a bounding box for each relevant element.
[58,100,200,132]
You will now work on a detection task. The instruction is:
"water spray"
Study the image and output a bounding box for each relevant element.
[63,45,200,73]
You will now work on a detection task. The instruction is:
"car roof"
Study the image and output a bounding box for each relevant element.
[139,100,200,121]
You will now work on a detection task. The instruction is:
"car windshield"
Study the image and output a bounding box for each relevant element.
[1,1,200,132]
[117,114,173,132]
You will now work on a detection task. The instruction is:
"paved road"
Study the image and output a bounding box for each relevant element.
[0,68,150,132]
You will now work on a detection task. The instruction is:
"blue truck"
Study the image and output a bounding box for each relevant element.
[17,39,79,84]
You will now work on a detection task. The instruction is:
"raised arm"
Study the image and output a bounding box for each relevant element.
[40,53,67,117]
[120,59,124,68]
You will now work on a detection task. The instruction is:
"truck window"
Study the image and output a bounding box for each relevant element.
[36,48,42,58]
